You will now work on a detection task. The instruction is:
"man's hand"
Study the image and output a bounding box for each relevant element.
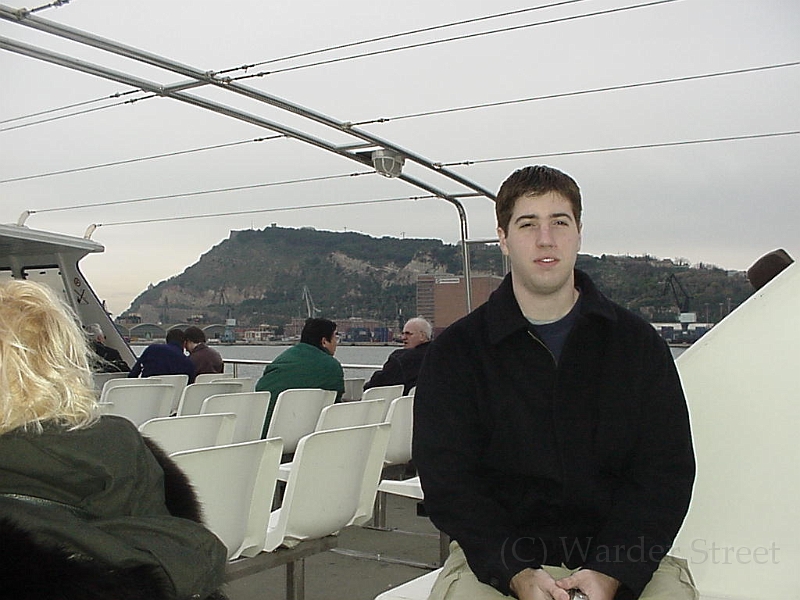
[509,568,571,600]
[556,569,620,600]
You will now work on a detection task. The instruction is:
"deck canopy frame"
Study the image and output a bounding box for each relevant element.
[0,4,500,311]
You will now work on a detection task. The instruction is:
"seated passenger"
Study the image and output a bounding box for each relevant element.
[0,280,227,600]
[85,322,130,373]
[128,327,196,383]
[364,316,432,395]
[184,326,224,376]
[256,318,344,437]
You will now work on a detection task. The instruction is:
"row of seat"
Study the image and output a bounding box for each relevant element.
[172,423,392,600]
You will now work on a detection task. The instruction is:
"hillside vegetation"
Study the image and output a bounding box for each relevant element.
[122,225,753,328]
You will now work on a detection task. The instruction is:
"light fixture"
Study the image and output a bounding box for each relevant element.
[371,148,405,178]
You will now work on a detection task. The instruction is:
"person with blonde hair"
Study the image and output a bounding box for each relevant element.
[0,280,227,600]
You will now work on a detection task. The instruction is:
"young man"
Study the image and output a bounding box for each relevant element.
[256,318,345,437]
[364,316,432,395]
[413,166,696,600]
[183,326,224,375]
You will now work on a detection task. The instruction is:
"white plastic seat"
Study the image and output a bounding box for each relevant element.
[315,398,386,431]
[225,377,256,393]
[194,372,233,383]
[99,376,166,403]
[200,391,271,443]
[92,371,128,393]
[265,388,336,454]
[139,413,237,455]
[277,399,387,482]
[361,384,405,417]
[343,377,366,401]
[148,373,189,414]
[176,381,248,415]
[98,383,173,426]
[383,395,413,467]
[265,423,390,551]
[171,438,284,560]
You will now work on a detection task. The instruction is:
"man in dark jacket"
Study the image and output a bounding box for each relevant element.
[184,326,224,376]
[128,328,195,383]
[85,323,129,373]
[365,316,432,395]
[413,166,696,600]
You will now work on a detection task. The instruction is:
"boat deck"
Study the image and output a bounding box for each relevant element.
[225,493,441,600]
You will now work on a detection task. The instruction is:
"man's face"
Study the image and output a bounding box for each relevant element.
[401,322,427,349]
[497,191,581,299]
[321,330,339,355]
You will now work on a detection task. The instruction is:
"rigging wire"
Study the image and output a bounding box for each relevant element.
[0,1,595,125]
[0,90,139,125]
[0,93,154,133]
[218,0,593,74]
[27,0,71,14]
[353,61,800,126]
[437,130,800,168]
[232,0,683,80]
[91,195,436,228]
[28,171,375,214]
[0,135,284,184]
[3,59,793,185]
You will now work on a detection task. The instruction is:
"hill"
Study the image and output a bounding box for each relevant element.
[120,225,753,329]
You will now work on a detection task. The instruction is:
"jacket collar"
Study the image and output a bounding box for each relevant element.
[487,269,617,345]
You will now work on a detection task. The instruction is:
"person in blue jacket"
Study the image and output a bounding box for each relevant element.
[128,327,195,383]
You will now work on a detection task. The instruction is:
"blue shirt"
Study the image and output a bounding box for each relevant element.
[128,341,195,383]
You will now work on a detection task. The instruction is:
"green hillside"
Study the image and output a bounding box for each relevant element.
[122,225,753,328]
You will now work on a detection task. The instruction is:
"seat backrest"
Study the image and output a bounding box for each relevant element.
[99,376,164,403]
[265,388,333,453]
[99,384,173,426]
[171,438,284,560]
[176,381,246,416]
[315,398,386,431]
[672,261,800,599]
[200,391,271,443]
[264,423,390,551]
[194,372,233,384]
[222,377,256,393]
[92,371,128,393]
[149,374,189,414]
[139,413,237,455]
[342,377,366,401]
[384,395,413,466]
[361,384,404,403]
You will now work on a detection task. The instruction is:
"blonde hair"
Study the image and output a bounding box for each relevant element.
[0,279,98,434]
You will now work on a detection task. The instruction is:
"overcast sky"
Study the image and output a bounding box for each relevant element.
[2,0,798,315]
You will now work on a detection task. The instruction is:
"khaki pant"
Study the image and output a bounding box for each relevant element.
[428,542,698,600]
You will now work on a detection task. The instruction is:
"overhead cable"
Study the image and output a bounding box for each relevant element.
[0,89,139,125]
[438,131,800,167]
[28,171,374,214]
[219,0,593,74]
[0,135,283,184]
[91,195,437,228]
[232,0,683,80]
[354,61,800,126]
[0,93,153,132]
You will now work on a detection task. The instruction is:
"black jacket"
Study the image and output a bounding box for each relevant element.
[0,418,227,600]
[413,271,695,598]
[365,341,431,395]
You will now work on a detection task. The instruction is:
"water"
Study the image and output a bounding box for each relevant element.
[132,344,686,380]
[131,344,397,380]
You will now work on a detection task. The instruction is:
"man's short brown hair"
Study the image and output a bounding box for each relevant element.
[495,165,582,233]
